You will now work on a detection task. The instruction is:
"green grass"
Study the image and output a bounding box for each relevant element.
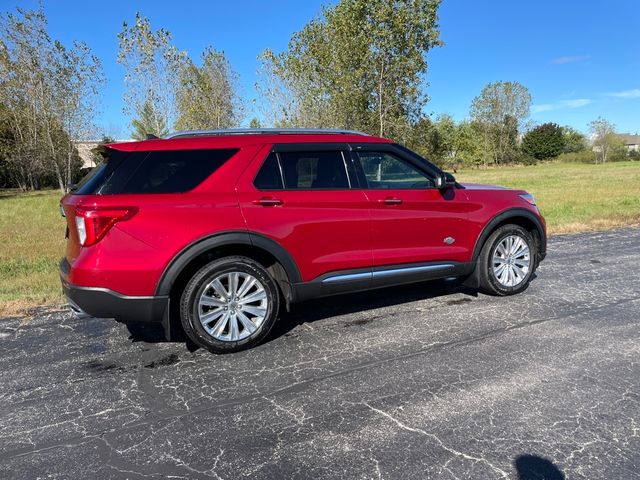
[0,190,66,315]
[1,160,639,316]
[455,161,640,234]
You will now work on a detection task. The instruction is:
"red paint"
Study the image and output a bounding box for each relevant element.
[60,133,545,296]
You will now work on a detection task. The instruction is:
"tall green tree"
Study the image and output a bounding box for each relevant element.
[561,126,586,153]
[118,13,185,138]
[175,47,243,130]
[407,116,445,166]
[522,123,565,160]
[470,81,531,165]
[258,0,442,138]
[131,98,168,140]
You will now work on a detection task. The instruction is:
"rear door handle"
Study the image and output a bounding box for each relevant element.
[378,197,403,205]
[253,197,284,206]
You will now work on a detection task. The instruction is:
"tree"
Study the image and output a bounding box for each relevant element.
[131,98,168,140]
[470,81,532,166]
[522,123,565,160]
[0,5,103,192]
[561,126,586,153]
[118,13,185,138]
[451,121,486,168]
[89,136,116,166]
[589,117,617,163]
[175,47,243,130]
[406,116,445,167]
[257,0,442,138]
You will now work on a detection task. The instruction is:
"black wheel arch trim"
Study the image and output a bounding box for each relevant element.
[471,208,547,262]
[155,231,302,296]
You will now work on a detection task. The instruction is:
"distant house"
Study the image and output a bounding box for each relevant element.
[74,139,130,169]
[617,134,640,153]
[74,140,102,169]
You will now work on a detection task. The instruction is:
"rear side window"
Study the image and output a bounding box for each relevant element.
[253,153,284,190]
[254,150,351,190]
[280,151,349,189]
[75,148,237,194]
[74,149,129,194]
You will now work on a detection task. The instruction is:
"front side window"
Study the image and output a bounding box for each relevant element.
[254,150,351,190]
[356,151,434,189]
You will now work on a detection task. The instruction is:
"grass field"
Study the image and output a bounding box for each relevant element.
[1,160,639,316]
[456,160,640,234]
[0,190,66,316]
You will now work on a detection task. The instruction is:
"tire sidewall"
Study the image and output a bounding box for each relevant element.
[482,225,535,295]
[180,257,280,353]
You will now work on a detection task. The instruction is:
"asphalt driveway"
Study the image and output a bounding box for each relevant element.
[1,228,639,479]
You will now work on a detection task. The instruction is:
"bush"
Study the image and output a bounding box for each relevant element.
[513,151,538,165]
[522,123,565,160]
[556,150,596,163]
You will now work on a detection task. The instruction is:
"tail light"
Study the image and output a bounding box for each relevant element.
[74,207,137,246]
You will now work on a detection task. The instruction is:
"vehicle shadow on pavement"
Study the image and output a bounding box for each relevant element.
[514,454,565,480]
[266,279,478,342]
[123,279,478,350]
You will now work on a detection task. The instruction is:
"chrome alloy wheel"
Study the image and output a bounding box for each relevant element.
[197,272,268,342]
[491,234,531,288]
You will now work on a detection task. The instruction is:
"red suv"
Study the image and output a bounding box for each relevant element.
[60,129,546,353]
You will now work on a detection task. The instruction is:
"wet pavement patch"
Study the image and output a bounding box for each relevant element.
[143,353,181,369]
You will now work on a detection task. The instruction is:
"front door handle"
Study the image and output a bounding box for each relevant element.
[253,197,284,206]
[379,197,403,205]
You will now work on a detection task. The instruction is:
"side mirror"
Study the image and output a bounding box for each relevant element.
[435,172,456,190]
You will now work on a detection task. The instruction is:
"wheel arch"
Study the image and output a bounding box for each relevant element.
[462,208,545,290]
[155,231,301,302]
[472,208,546,262]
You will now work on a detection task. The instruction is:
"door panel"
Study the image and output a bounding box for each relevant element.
[354,149,475,266]
[237,146,371,282]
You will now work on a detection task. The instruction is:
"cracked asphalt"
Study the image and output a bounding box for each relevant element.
[1,227,639,479]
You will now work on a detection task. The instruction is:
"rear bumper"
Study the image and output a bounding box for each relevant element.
[61,275,168,323]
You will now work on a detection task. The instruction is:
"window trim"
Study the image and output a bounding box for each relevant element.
[253,146,356,191]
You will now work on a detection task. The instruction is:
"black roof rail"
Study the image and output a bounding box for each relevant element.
[164,128,370,139]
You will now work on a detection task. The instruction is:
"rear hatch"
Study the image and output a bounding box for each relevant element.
[61,145,238,266]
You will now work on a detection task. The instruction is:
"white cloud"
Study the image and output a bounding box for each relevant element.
[551,55,591,65]
[563,99,592,108]
[531,99,592,113]
[606,89,640,98]
[531,104,555,113]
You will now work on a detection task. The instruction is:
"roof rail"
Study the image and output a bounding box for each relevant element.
[164,128,369,139]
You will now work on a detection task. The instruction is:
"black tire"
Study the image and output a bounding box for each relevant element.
[478,224,536,296]
[179,256,280,354]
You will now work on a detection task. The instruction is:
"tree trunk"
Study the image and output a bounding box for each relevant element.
[378,57,385,137]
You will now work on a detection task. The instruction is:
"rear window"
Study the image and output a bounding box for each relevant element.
[75,148,238,194]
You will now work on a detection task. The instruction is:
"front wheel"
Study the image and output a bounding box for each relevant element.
[478,224,537,296]
[179,256,280,353]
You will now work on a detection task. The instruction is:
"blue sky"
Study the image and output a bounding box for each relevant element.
[3,0,639,137]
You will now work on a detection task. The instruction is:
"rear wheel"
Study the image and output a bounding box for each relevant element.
[180,256,280,353]
[478,224,536,296]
